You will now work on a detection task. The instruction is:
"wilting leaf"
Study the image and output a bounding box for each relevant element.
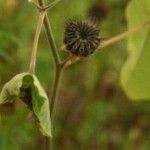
[0,73,51,137]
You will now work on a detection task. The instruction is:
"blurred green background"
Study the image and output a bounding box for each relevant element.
[0,0,150,149]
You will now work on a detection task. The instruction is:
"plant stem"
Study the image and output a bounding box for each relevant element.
[44,0,61,11]
[38,0,63,118]
[31,0,61,12]
[60,54,75,68]
[28,11,46,73]
[100,19,150,48]
[50,66,63,117]
[37,1,63,149]
[38,0,61,67]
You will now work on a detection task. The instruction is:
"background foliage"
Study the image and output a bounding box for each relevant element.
[121,0,150,100]
[0,0,150,149]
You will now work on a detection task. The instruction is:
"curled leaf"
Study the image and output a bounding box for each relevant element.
[0,73,52,137]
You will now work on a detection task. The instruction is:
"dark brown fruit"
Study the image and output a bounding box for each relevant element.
[64,19,100,57]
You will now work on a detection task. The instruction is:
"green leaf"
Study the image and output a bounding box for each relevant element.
[0,73,52,137]
[121,0,150,100]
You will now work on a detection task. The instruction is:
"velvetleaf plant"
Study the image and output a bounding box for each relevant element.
[0,0,150,148]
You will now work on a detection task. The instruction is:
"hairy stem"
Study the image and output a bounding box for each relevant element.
[28,11,46,73]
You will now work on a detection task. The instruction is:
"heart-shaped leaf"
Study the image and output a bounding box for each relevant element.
[0,73,52,137]
[121,0,150,100]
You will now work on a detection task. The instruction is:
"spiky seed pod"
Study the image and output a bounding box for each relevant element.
[64,19,100,57]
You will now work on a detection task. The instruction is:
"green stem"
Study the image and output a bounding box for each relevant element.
[28,11,46,74]
[38,0,61,67]
[50,66,63,117]
[100,19,150,48]
[38,0,63,118]
[44,0,61,11]
[30,0,61,11]
[37,1,63,149]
